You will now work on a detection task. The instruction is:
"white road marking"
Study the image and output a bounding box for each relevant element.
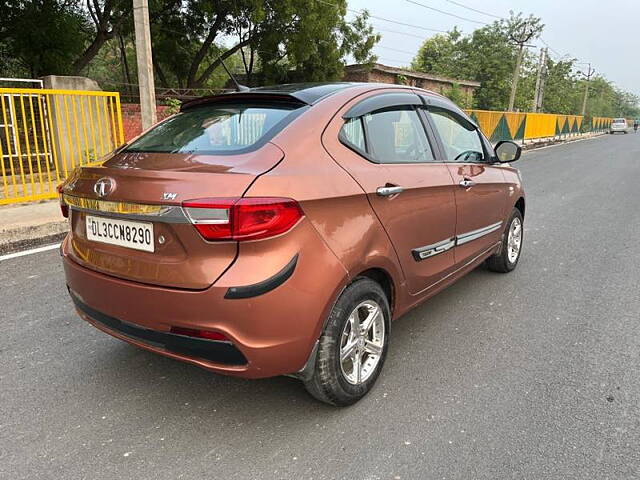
[0,243,61,262]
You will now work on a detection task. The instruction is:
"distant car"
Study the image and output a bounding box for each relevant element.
[59,83,525,406]
[610,118,629,134]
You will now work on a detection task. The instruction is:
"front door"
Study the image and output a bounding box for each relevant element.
[427,107,508,265]
[327,93,458,294]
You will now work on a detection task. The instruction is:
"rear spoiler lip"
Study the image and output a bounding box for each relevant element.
[180,92,309,112]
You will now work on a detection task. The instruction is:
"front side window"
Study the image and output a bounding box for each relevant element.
[429,109,484,162]
[125,103,302,154]
[363,107,434,163]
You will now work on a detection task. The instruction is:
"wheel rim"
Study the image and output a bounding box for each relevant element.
[339,300,385,385]
[507,217,522,264]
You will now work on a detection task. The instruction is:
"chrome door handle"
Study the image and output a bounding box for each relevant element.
[376,186,404,196]
[459,179,475,188]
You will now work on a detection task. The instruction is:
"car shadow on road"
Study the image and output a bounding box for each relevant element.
[76,261,513,430]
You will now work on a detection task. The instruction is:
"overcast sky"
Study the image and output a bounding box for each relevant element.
[347,0,640,97]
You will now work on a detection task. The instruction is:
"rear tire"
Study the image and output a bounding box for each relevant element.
[304,277,390,406]
[487,208,523,273]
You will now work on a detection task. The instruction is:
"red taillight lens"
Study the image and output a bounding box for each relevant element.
[56,184,68,218]
[182,197,304,241]
[170,326,229,342]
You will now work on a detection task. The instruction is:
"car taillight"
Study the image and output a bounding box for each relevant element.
[182,197,304,241]
[57,184,68,218]
[170,326,229,342]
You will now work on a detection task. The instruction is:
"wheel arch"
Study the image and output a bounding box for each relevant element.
[514,196,525,218]
[354,267,396,316]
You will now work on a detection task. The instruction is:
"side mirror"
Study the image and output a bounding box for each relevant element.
[494,140,522,163]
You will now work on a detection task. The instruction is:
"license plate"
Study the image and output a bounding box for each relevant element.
[86,215,154,252]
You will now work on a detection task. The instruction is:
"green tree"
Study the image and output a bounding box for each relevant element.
[412,21,517,110]
[0,0,91,77]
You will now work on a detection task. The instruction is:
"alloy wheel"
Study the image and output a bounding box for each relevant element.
[339,300,385,385]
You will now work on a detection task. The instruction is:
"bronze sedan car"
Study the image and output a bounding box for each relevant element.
[59,83,525,406]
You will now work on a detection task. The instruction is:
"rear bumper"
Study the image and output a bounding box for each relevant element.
[62,219,349,379]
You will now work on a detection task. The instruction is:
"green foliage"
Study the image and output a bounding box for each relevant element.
[0,0,91,77]
[444,83,468,109]
[165,97,182,115]
[411,12,638,117]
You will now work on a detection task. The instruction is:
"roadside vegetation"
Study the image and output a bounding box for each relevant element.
[0,1,637,117]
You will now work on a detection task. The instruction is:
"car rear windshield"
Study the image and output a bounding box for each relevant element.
[613,118,626,124]
[125,102,304,154]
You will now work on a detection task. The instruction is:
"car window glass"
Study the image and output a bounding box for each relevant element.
[340,117,366,152]
[125,103,301,154]
[363,107,435,163]
[429,109,484,162]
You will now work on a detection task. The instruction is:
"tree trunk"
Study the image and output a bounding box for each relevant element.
[190,38,251,88]
[118,34,132,95]
[185,15,225,88]
[72,31,112,75]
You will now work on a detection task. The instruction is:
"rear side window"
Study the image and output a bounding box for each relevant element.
[340,117,366,153]
[364,108,434,163]
[125,103,303,154]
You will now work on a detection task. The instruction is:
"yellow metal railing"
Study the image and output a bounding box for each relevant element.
[465,109,611,143]
[0,88,124,205]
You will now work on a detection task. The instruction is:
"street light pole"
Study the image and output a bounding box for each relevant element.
[133,0,157,130]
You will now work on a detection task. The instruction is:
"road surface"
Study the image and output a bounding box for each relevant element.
[2,133,639,479]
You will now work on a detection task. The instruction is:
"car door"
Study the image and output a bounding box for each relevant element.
[425,105,509,266]
[326,92,458,294]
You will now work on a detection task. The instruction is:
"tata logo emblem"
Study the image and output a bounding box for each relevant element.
[162,192,178,200]
[93,177,115,198]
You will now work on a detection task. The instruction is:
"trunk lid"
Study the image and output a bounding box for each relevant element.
[63,143,284,289]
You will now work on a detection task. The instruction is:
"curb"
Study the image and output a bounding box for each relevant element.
[0,221,68,255]
[520,132,607,151]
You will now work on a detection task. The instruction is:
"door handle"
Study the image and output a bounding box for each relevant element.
[459,179,475,188]
[376,185,404,197]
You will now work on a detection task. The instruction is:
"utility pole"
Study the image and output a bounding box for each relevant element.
[580,63,595,116]
[532,48,547,112]
[537,51,548,112]
[133,0,157,129]
[507,14,543,112]
[508,44,526,112]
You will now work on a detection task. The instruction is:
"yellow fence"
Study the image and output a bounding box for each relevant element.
[465,109,612,143]
[0,88,124,205]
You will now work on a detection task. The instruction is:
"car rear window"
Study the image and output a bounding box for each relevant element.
[125,102,303,154]
[613,118,626,124]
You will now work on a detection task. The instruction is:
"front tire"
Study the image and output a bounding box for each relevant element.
[304,277,390,406]
[487,208,523,273]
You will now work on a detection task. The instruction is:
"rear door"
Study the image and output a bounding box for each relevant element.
[425,105,508,265]
[324,91,457,294]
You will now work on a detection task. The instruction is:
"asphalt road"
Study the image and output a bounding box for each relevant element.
[2,133,640,480]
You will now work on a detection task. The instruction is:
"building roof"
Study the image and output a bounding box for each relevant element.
[345,63,481,88]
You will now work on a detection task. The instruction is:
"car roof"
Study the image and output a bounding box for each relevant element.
[247,83,363,104]
[181,82,461,115]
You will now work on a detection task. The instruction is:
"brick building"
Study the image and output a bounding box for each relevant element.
[343,63,480,106]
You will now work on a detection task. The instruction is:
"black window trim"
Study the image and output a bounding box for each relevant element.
[342,92,423,119]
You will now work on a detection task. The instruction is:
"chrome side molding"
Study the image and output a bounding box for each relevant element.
[456,221,503,246]
[412,238,455,261]
[412,221,503,262]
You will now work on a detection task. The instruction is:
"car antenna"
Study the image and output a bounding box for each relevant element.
[219,57,250,92]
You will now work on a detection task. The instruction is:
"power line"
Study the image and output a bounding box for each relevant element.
[444,0,502,19]
[374,27,434,39]
[318,0,446,33]
[405,0,488,25]
[376,45,418,56]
